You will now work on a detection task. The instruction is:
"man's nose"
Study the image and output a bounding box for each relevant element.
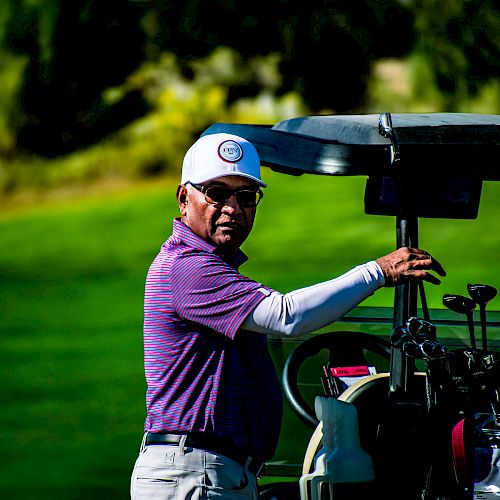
[222,194,242,212]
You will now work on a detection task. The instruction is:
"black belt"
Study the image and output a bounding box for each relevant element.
[145,432,266,477]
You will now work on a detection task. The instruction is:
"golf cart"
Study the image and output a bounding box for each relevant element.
[203,113,500,499]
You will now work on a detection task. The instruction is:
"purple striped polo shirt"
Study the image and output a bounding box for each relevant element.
[143,218,283,460]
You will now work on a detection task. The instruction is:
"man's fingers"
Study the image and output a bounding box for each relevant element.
[430,257,446,277]
[421,272,442,286]
[377,247,446,287]
[410,249,446,277]
[410,269,442,286]
[411,256,446,277]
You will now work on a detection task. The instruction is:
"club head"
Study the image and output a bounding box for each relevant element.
[442,294,476,315]
[406,317,436,341]
[402,341,423,359]
[420,340,449,360]
[390,326,410,348]
[467,283,498,305]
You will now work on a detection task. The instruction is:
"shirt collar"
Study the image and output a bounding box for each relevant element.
[172,218,248,268]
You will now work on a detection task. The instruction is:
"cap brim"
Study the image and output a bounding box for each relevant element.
[186,172,267,188]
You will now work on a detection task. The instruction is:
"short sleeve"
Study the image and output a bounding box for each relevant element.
[171,251,270,339]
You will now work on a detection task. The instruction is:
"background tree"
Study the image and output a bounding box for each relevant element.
[411,0,500,109]
[277,0,414,112]
[4,0,148,156]
[142,0,415,110]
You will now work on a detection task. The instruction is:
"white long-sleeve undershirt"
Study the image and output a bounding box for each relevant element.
[242,261,385,337]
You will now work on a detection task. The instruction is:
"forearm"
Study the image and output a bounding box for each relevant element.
[242,262,385,337]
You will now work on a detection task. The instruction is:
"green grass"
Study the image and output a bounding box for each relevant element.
[1,172,500,497]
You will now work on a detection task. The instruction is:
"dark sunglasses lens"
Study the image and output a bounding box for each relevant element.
[236,190,260,207]
[204,187,232,204]
[204,187,261,207]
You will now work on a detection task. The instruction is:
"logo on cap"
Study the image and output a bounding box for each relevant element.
[218,140,243,163]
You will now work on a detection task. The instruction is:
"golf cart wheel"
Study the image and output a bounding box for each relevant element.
[282,330,392,428]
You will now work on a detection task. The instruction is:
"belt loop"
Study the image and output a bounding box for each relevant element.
[178,434,187,455]
[140,432,148,453]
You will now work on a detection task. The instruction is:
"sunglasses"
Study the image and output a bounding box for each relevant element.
[188,182,263,208]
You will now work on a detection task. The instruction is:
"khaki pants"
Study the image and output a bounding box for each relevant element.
[130,435,258,499]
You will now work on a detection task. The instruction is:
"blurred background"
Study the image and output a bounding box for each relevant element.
[1,1,499,498]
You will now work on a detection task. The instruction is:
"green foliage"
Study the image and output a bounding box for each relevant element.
[0,48,306,194]
[411,0,500,109]
[1,0,150,155]
[0,50,28,153]
[465,80,500,114]
[367,55,500,113]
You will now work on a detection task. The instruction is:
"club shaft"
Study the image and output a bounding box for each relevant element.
[467,312,477,350]
[480,305,487,351]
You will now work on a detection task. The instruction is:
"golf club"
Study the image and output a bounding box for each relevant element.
[467,284,498,351]
[442,294,477,350]
[406,317,437,342]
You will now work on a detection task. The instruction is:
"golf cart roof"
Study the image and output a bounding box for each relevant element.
[203,113,500,180]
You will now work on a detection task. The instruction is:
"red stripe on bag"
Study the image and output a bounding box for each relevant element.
[452,418,470,487]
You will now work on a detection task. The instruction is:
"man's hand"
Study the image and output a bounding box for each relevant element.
[376,247,446,287]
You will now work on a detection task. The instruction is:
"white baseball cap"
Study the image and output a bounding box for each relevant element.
[181,133,266,187]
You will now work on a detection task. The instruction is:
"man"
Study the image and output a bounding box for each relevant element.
[130,133,446,499]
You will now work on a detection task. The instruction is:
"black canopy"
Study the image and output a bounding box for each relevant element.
[203,113,500,180]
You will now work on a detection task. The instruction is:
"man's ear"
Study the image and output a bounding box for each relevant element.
[176,184,188,215]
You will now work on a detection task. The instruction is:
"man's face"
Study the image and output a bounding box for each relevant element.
[177,175,260,257]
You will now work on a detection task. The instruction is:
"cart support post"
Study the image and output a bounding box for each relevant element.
[390,215,419,394]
